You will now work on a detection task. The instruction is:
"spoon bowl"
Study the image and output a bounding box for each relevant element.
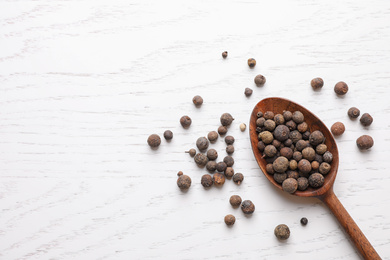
[249,97,380,260]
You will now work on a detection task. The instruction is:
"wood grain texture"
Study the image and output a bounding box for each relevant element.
[1,0,390,259]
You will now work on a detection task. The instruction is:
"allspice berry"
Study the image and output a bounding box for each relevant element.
[163,130,173,141]
[323,151,333,163]
[177,171,183,177]
[229,195,242,208]
[218,126,228,136]
[308,173,324,188]
[245,88,253,97]
[233,173,244,185]
[192,95,203,107]
[254,74,266,85]
[208,131,219,142]
[298,159,312,174]
[220,113,234,126]
[222,51,228,58]
[348,107,360,119]
[274,125,290,142]
[274,224,290,240]
[185,148,196,157]
[309,130,325,146]
[360,113,373,126]
[224,167,234,178]
[225,135,235,145]
[240,123,246,132]
[282,178,298,194]
[256,117,265,127]
[273,156,289,173]
[177,175,192,190]
[315,144,327,155]
[207,149,218,160]
[331,122,345,136]
[292,111,304,124]
[180,115,192,129]
[201,174,213,187]
[248,58,256,68]
[226,145,235,154]
[356,135,374,150]
[194,153,208,167]
[283,111,293,121]
[264,145,278,157]
[274,114,285,126]
[334,81,348,95]
[266,163,275,174]
[216,162,227,172]
[297,177,309,191]
[196,137,209,151]
[259,131,274,144]
[147,134,161,148]
[264,119,276,131]
[213,173,226,186]
[223,156,234,167]
[319,162,331,175]
[224,214,235,226]
[300,217,308,225]
[206,161,217,172]
[241,200,255,214]
[273,173,287,184]
[311,77,324,90]
[264,111,275,120]
[302,147,316,161]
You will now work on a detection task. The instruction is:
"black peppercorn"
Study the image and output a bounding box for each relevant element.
[163,130,173,141]
[224,167,234,178]
[264,111,275,120]
[308,173,324,188]
[185,148,197,157]
[245,88,253,97]
[226,145,235,154]
[218,125,228,136]
[216,162,227,172]
[360,113,373,126]
[213,173,225,185]
[334,81,348,95]
[285,120,297,131]
[257,111,264,118]
[196,137,209,151]
[300,217,308,225]
[254,74,266,85]
[311,77,324,90]
[147,134,161,148]
[177,175,192,190]
[274,224,290,240]
[223,156,234,167]
[222,51,228,58]
[233,173,244,184]
[224,214,235,226]
[282,178,298,194]
[180,115,192,129]
[206,161,217,172]
[225,135,235,145]
[264,145,278,157]
[302,147,316,161]
[241,200,255,214]
[264,119,276,131]
[283,111,293,121]
[273,173,287,184]
[297,177,309,191]
[356,135,374,150]
[230,195,242,208]
[323,151,333,163]
[194,153,208,167]
[331,122,345,136]
[256,117,266,127]
[348,107,360,119]
[192,95,203,107]
[292,111,304,124]
[248,58,256,68]
[208,131,219,142]
[309,130,325,146]
[207,149,218,161]
[266,163,275,174]
[177,171,183,177]
[201,174,213,187]
[274,125,290,142]
[220,113,234,126]
[298,159,312,174]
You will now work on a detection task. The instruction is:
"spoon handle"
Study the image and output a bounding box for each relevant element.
[321,190,381,260]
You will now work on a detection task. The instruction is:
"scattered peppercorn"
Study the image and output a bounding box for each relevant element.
[360,113,373,126]
[177,171,183,177]
[308,173,324,188]
[311,77,324,90]
[316,144,327,155]
[282,178,298,194]
[241,200,255,214]
[226,145,235,154]
[334,81,348,95]
[196,137,209,151]
[216,162,227,172]
[177,175,192,190]
[297,177,309,190]
[245,88,253,97]
[147,134,161,148]
[348,107,360,119]
[206,161,217,172]
[218,126,228,136]
[240,123,246,132]
[213,173,226,185]
[224,156,234,167]
[224,214,235,226]
[225,135,235,145]
[207,149,218,160]
[309,130,325,146]
[201,174,213,187]
[163,130,173,140]
[194,153,208,167]
[248,58,256,68]
[222,51,228,58]
[300,217,308,225]
[356,135,374,150]
[220,113,234,126]
[224,167,234,178]
[180,115,192,129]
[208,131,219,142]
[331,122,345,136]
[229,195,242,208]
[274,224,290,240]
[254,74,266,85]
[233,173,244,184]
[192,95,203,107]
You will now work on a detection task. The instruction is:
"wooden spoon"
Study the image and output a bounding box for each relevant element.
[249,97,381,260]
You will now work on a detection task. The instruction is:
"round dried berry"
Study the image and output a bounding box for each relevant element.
[316,144,327,155]
[302,131,311,140]
[208,131,219,142]
[216,162,227,172]
[308,173,324,188]
[226,145,235,154]
[233,173,244,185]
[302,147,316,161]
[194,153,208,167]
[245,88,253,97]
[273,173,287,184]
[147,134,161,148]
[256,117,265,127]
[206,161,217,172]
[289,160,298,170]
[264,120,276,131]
[280,147,293,159]
[298,159,312,174]
[319,162,331,175]
[282,178,298,194]
[334,81,348,95]
[273,157,289,173]
[297,122,308,133]
[283,111,293,121]
[286,120,297,131]
[259,131,274,144]
[257,111,263,118]
[272,140,282,149]
[264,145,278,157]
[360,113,373,126]
[274,125,290,142]
[225,135,235,145]
[311,77,324,90]
[177,171,183,177]
[196,137,209,151]
[213,173,225,185]
[218,126,228,136]
[222,51,228,58]
[311,161,320,171]
[323,151,333,163]
[254,74,266,85]
[297,177,309,191]
[224,214,236,226]
[289,130,302,144]
[292,111,304,124]
[356,135,374,150]
[248,58,256,68]
[192,95,203,107]
[266,163,275,174]
[241,200,255,214]
[163,130,173,140]
[274,224,290,240]
[224,167,234,178]
[229,195,242,208]
[264,111,275,120]
[293,151,303,161]
[286,170,299,179]
[240,123,246,132]
[220,113,234,126]
[296,140,309,151]
[177,175,191,190]
[201,174,213,187]
[186,148,196,157]
[331,122,345,136]
[274,114,285,125]
[257,141,265,152]
[348,107,360,119]
[207,149,218,160]
[300,217,308,225]
[180,115,192,129]
[309,130,325,146]
[224,156,234,167]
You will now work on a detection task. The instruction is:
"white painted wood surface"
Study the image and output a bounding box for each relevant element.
[1,0,390,259]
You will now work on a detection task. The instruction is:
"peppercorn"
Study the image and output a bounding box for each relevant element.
[213,173,226,185]
[273,157,289,173]
[147,134,161,148]
[331,122,345,136]
[298,159,312,174]
[282,178,298,194]
[315,153,323,164]
[218,126,228,136]
[259,131,274,144]
[356,135,374,150]
[244,88,253,97]
[206,149,218,161]
[285,120,297,131]
[360,113,373,126]
[300,217,308,225]
[297,177,309,190]
[230,195,242,208]
[289,160,298,170]
[266,163,275,174]
[196,137,209,151]
[264,111,275,120]
[192,95,203,107]
[296,140,309,151]
[280,147,293,159]
[177,171,183,177]
[216,162,227,172]
[266,155,278,164]
[309,130,325,146]
[274,224,290,240]
[283,111,293,121]
[273,173,287,184]
[226,145,235,154]
[302,147,316,161]
[223,156,234,167]
[221,113,234,126]
[185,148,196,157]
[264,145,278,157]
[308,173,324,188]
[257,142,265,153]
[248,58,256,68]
[256,117,266,127]
[311,161,320,171]
[264,119,276,131]
[311,77,324,90]
[254,74,266,85]
[256,127,262,133]
[274,114,285,126]
[225,167,234,178]
[233,173,244,184]
[206,161,217,172]
[292,111,304,124]
[297,122,308,133]
[348,107,360,119]
[334,81,348,95]
[287,170,299,179]
[319,162,331,175]
[201,174,213,187]
[194,153,208,167]
[177,175,192,190]
[208,131,219,143]
[180,115,192,129]
[293,151,303,161]
[323,151,333,163]
[240,123,246,132]
[225,135,235,145]
[222,51,228,58]
[316,144,327,155]
[224,214,236,226]
[272,140,282,149]
[289,130,302,144]
[284,139,293,147]
[257,111,263,118]
[241,200,255,214]
[163,130,173,141]
[274,125,290,142]
[302,131,311,140]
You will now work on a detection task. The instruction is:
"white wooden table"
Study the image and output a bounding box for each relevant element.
[1,0,390,259]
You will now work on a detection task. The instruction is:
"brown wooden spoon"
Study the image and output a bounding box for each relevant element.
[249,97,381,260]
